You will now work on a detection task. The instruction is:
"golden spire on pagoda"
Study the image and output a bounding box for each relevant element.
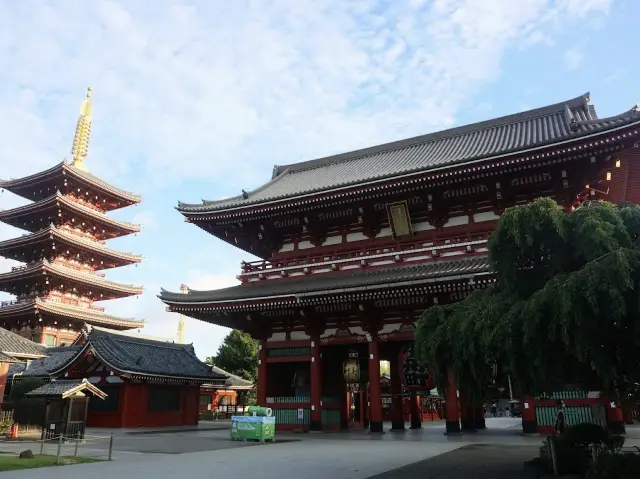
[70,87,93,172]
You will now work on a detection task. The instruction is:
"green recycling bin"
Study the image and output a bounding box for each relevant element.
[230,415,275,441]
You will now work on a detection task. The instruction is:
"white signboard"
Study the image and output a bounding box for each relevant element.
[297,408,304,420]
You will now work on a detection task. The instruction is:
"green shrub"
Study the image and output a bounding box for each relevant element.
[564,423,608,447]
[199,411,215,421]
[0,417,12,436]
[590,453,640,479]
[539,437,591,475]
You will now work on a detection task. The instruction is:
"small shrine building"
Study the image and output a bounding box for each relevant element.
[7,325,226,428]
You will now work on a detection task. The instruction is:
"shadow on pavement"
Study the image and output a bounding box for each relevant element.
[368,444,539,478]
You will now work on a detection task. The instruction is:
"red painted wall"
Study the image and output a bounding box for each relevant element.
[0,362,9,406]
[86,380,201,428]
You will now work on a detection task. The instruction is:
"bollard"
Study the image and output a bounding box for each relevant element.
[40,437,45,455]
[548,436,559,477]
[56,434,63,465]
[108,433,114,461]
[74,433,79,457]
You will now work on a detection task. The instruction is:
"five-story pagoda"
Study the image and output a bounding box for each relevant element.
[0,88,144,346]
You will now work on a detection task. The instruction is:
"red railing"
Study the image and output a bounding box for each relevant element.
[66,194,107,214]
[241,230,493,274]
[42,295,104,311]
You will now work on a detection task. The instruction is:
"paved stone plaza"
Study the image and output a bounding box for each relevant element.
[1,418,550,478]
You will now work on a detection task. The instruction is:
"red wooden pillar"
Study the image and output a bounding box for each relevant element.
[607,401,626,434]
[389,353,404,430]
[459,392,475,431]
[445,371,460,434]
[310,337,322,431]
[410,391,422,429]
[520,396,536,434]
[368,339,384,433]
[473,406,486,430]
[257,341,268,406]
[0,362,9,407]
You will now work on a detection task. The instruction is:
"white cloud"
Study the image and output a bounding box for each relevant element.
[564,48,584,71]
[0,0,614,192]
[0,0,616,355]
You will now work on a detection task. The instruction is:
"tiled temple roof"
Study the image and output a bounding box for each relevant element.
[0,161,141,206]
[0,328,46,360]
[160,256,490,305]
[0,298,144,330]
[0,225,142,266]
[0,192,140,236]
[10,326,228,383]
[177,93,640,213]
[25,379,107,399]
[210,366,253,389]
[9,346,84,376]
[0,259,144,297]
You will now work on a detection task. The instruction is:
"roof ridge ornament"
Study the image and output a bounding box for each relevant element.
[70,87,93,172]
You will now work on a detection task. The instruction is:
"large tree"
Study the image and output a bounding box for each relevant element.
[415,198,640,403]
[212,330,258,382]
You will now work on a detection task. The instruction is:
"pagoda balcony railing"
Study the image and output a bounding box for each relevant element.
[59,225,106,244]
[51,259,106,277]
[66,194,107,213]
[239,230,492,278]
[10,265,29,272]
[0,297,33,308]
[42,296,105,312]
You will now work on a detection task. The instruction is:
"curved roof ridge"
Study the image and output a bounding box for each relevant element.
[0,162,65,186]
[272,92,591,177]
[572,103,639,128]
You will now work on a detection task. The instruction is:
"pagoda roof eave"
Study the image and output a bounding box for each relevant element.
[177,95,640,217]
[0,298,144,330]
[0,161,141,207]
[0,225,143,266]
[0,192,141,236]
[160,256,492,309]
[0,260,144,298]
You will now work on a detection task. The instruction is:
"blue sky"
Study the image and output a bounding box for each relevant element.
[0,0,638,358]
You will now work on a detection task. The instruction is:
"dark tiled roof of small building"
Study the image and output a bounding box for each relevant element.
[83,326,227,382]
[0,328,46,359]
[0,351,17,362]
[177,93,640,213]
[160,256,489,304]
[8,346,83,377]
[211,366,253,388]
[25,379,106,399]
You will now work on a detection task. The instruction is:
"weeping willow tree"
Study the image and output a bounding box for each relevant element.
[415,198,640,403]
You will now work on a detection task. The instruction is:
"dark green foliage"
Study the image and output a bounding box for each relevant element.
[212,330,258,382]
[415,198,640,400]
[591,453,640,479]
[539,436,592,475]
[9,379,44,402]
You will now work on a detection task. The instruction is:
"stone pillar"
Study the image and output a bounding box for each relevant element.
[445,371,460,434]
[410,391,422,429]
[257,341,268,406]
[368,339,384,433]
[520,396,536,434]
[309,337,322,431]
[390,353,405,431]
